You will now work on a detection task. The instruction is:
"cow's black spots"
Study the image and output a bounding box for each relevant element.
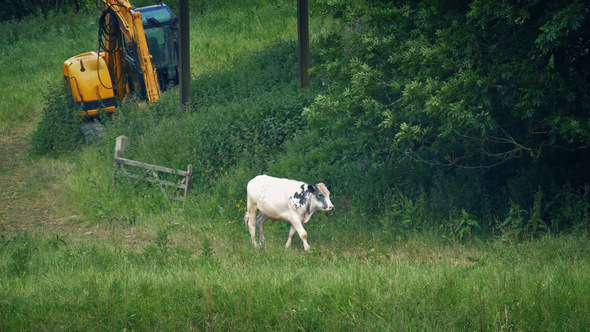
[291,189,311,211]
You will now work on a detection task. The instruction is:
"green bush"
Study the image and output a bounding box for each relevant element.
[29,82,84,157]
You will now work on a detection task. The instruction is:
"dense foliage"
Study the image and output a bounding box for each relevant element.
[2,0,91,21]
[101,40,322,189]
[309,0,590,167]
[302,0,590,229]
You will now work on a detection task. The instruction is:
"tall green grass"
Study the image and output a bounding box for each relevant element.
[2,229,589,331]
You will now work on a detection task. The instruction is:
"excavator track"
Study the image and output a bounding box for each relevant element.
[80,121,107,144]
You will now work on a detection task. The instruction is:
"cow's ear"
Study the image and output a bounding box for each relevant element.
[307,185,315,193]
[326,185,332,192]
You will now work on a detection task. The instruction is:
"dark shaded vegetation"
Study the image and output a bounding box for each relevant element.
[303,0,590,234]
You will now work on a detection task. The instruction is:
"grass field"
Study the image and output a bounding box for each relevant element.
[2,218,590,330]
[1,1,590,331]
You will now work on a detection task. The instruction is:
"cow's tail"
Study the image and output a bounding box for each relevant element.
[244,211,249,226]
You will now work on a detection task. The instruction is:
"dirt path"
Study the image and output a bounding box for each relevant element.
[0,127,67,233]
[0,127,148,245]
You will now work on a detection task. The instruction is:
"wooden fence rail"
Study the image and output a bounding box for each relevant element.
[112,135,193,210]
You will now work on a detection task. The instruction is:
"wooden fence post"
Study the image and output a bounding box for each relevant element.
[184,164,193,210]
[112,135,131,189]
[115,135,130,158]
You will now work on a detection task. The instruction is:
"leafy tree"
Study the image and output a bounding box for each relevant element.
[307,0,590,168]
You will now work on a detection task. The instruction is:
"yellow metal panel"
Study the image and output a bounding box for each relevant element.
[63,51,116,116]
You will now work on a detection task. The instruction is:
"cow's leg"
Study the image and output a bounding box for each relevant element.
[286,221,310,251]
[285,225,297,249]
[246,200,259,248]
[256,214,269,247]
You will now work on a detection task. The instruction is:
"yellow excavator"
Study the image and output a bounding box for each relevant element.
[63,0,179,138]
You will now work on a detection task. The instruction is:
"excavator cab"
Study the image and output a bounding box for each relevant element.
[138,5,179,91]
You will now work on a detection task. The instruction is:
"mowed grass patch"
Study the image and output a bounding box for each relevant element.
[1,227,589,331]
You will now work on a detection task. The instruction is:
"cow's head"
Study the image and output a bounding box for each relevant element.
[309,183,334,212]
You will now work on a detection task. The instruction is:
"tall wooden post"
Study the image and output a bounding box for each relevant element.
[297,0,310,90]
[179,0,190,106]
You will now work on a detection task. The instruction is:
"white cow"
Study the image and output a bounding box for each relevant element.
[244,175,334,250]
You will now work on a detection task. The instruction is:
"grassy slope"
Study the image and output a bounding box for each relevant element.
[1,1,590,331]
[0,11,97,134]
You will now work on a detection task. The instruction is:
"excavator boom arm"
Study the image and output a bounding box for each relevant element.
[98,0,160,102]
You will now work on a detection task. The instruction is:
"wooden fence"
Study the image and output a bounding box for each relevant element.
[112,135,193,210]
